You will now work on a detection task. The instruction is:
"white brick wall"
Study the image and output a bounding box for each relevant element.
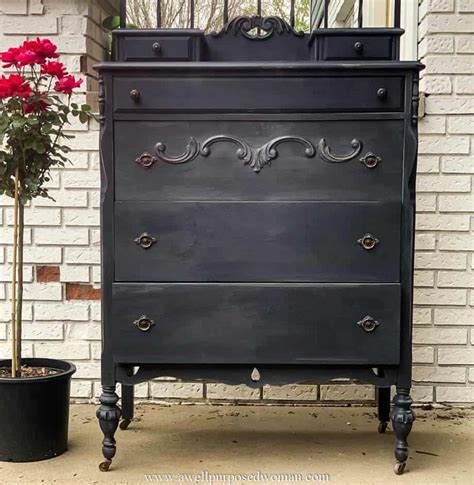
[0,0,472,405]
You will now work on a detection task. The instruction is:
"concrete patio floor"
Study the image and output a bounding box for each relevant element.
[0,404,472,485]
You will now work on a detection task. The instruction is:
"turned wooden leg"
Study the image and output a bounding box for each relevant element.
[390,388,415,475]
[120,384,134,430]
[97,385,122,471]
[377,386,391,433]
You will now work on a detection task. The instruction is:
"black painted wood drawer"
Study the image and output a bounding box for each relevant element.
[116,36,196,61]
[114,201,401,282]
[314,35,397,61]
[114,120,404,202]
[111,283,401,364]
[114,76,404,113]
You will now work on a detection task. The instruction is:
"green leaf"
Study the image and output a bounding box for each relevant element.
[81,104,92,112]
[79,111,89,124]
[102,15,121,31]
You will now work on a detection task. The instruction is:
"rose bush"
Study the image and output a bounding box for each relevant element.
[0,38,94,376]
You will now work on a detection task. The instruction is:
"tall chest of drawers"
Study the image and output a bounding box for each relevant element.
[95,22,423,474]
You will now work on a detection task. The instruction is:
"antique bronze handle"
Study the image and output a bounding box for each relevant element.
[357,315,380,333]
[129,89,140,101]
[357,233,379,251]
[377,88,387,99]
[152,42,161,53]
[353,41,364,52]
[135,152,157,168]
[359,152,382,169]
[134,232,156,249]
[133,315,155,332]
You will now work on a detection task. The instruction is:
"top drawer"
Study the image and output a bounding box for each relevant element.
[114,76,405,113]
[317,35,396,61]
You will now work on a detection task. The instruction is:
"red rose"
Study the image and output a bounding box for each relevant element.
[4,74,32,98]
[41,61,67,79]
[0,76,11,98]
[54,75,83,95]
[16,49,40,66]
[0,47,21,68]
[22,38,59,64]
[22,97,50,114]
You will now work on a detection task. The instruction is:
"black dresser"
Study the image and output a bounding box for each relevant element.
[95,17,423,475]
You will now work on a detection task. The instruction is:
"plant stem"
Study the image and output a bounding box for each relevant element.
[10,168,20,378]
[15,202,24,376]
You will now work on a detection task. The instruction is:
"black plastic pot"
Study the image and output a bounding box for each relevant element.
[0,358,76,462]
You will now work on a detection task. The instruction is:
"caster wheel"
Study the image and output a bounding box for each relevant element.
[378,421,388,434]
[99,459,112,472]
[119,419,131,430]
[394,462,406,475]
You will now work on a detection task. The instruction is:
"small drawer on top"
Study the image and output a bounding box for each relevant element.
[310,29,403,61]
[114,31,203,61]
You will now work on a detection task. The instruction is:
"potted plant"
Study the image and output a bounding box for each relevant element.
[0,38,93,462]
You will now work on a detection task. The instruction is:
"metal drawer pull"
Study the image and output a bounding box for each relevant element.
[133,315,155,332]
[135,152,157,168]
[318,138,362,163]
[359,152,382,169]
[353,41,364,52]
[152,42,161,53]
[129,89,140,101]
[357,316,380,333]
[357,233,379,251]
[134,232,156,249]
[377,88,387,99]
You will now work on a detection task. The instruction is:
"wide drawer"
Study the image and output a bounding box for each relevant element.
[114,201,401,282]
[316,35,396,61]
[114,120,404,201]
[117,36,194,61]
[114,76,404,112]
[111,283,401,364]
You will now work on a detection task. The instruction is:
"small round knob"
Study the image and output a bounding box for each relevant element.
[359,152,382,169]
[357,233,379,251]
[354,41,364,52]
[129,89,140,101]
[152,42,161,53]
[133,315,155,332]
[135,152,157,168]
[357,315,380,333]
[377,88,387,99]
[134,232,156,249]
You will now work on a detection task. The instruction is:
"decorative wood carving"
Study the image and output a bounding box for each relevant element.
[211,15,304,40]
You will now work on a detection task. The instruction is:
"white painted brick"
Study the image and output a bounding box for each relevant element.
[35,228,89,246]
[419,135,470,154]
[438,271,474,288]
[73,362,100,379]
[206,384,260,400]
[35,302,89,321]
[90,301,101,321]
[60,265,90,283]
[60,16,88,35]
[414,270,435,287]
[414,288,467,306]
[455,76,474,94]
[439,194,474,212]
[415,233,437,250]
[414,365,465,383]
[417,174,471,192]
[413,327,468,344]
[424,15,474,34]
[456,36,474,54]
[425,96,474,114]
[438,233,473,251]
[458,0,474,11]
[423,36,454,54]
[33,191,88,207]
[413,346,435,364]
[416,194,437,212]
[262,384,316,401]
[66,323,101,341]
[421,77,452,95]
[418,155,440,173]
[0,324,7,340]
[416,214,470,231]
[320,385,374,401]
[64,209,99,226]
[0,343,33,359]
[415,252,467,269]
[66,152,89,169]
[71,380,92,398]
[67,132,100,151]
[447,116,474,134]
[62,172,100,189]
[5,208,61,226]
[64,248,100,265]
[434,308,474,325]
[0,266,34,283]
[438,348,474,365]
[436,386,474,402]
[426,0,454,12]
[92,266,101,284]
[0,227,32,244]
[34,342,90,360]
[0,15,58,34]
[29,0,44,14]
[441,156,474,173]
[23,324,64,340]
[0,0,28,14]
[7,247,62,264]
[412,385,434,402]
[150,382,204,399]
[23,283,63,301]
[413,308,433,325]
